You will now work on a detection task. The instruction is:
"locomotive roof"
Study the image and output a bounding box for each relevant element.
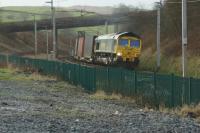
[96,32,141,40]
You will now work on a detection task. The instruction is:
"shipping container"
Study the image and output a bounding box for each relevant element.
[74,31,96,60]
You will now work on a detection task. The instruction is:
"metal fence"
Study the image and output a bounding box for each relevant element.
[0,54,200,107]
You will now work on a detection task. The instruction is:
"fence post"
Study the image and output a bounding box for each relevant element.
[78,64,80,85]
[171,74,174,107]
[73,64,77,85]
[134,71,137,95]
[120,68,124,94]
[153,72,158,108]
[93,67,96,92]
[154,72,157,87]
[188,77,192,104]
[73,64,76,85]
[107,67,110,92]
[182,77,186,106]
[6,54,9,67]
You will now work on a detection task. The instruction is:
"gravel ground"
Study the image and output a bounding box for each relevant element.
[0,80,200,133]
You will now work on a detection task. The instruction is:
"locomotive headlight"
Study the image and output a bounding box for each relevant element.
[117,52,122,56]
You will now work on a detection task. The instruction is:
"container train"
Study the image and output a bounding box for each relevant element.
[74,31,142,67]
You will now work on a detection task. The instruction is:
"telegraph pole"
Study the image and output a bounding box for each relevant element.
[182,0,187,77]
[46,28,49,60]
[156,1,161,70]
[114,23,119,33]
[105,21,108,34]
[34,15,38,58]
[52,1,56,59]
[46,0,56,60]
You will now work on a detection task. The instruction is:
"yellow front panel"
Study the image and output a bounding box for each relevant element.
[116,36,142,61]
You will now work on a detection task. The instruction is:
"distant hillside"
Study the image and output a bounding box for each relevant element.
[1,6,114,14]
[0,6,95,23]
[0,5,137,23]
[68,6,115,15]
[0,6,52,13]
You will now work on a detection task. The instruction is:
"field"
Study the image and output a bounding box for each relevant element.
[138,49,200,78]
[0,6,94,23]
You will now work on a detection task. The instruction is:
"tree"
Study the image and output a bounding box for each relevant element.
[113,4,130,15]
[162,0,182,40]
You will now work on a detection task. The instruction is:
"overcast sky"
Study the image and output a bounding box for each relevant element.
[0,0,158,9]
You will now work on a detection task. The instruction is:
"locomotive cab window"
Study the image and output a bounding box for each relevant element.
[130,40,140,48]
[119,39,128,46]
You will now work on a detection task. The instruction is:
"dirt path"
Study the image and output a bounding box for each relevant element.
[0,80,200,133]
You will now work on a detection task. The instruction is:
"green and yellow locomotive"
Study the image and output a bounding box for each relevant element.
[93,32,142,66]
[74,32,142,67]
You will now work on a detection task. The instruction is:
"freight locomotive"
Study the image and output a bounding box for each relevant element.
[74,31,142,67]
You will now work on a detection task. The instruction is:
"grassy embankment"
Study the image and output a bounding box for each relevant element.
[0,67,55,81]
[138,48,200,78]
[0,6,95,23]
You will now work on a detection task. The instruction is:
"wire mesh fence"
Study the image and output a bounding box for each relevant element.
[0,54,200,108]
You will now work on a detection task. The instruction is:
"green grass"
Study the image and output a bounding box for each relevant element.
[1,6,51,13]
[0,6,51,22]
[0,68,33,80]
[138,48,200,78]
[0,67,55,81]
[0,6,96,23]
[0,68,14,80]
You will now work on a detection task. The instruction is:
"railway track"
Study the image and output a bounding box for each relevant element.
[59,56,136,70]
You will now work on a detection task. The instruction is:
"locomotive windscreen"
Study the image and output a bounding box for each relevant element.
[119,39,128,46]
[130,40,140,48]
